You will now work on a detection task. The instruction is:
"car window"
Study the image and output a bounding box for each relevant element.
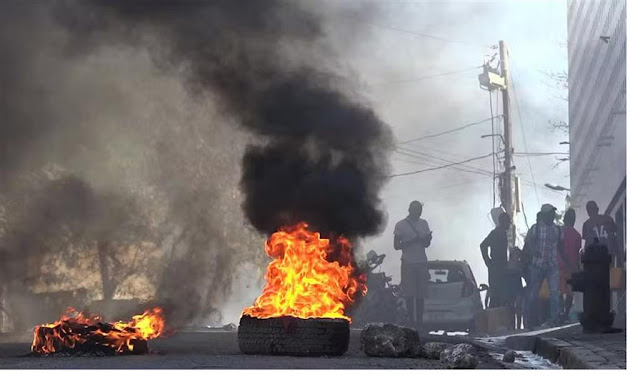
[428,266,467,283]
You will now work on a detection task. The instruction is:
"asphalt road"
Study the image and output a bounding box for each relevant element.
[0,330,506,369]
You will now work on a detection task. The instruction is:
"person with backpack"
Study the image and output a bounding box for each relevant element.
[523,204,564,328]
[394,200,432,328]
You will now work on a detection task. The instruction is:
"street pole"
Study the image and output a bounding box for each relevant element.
[499,40,516,248]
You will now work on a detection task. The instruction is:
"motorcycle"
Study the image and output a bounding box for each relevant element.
[351,250,409,327]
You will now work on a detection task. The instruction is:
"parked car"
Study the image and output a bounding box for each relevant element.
[421,260,485,333]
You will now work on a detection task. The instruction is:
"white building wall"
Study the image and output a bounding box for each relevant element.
[567,0,626,323]
[568,0,626,232]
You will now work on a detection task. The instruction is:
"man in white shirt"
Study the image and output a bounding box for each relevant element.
[394,200,432,327]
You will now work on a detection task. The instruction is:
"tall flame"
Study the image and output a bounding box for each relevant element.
[242,222,366,321]
[31,307,165,354]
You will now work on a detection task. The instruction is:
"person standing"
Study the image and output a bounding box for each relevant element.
[559,208,582,323]
[480,212,510,308]
[519,211,542,329]
[521,211,543,285]
[394,201,432,328]
[524,204,564,328]
[582,201,619,265]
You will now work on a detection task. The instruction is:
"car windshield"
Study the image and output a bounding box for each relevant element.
[428,265,467,283]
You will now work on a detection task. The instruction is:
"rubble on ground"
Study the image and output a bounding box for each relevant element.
[222,323,237,331]
[361,323,422,358]
[422,342,452,360]
[440,343,479,369]
[503,350,517,363]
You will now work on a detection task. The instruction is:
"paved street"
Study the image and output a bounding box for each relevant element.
[0,329,506,369]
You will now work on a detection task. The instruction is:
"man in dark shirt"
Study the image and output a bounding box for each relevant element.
[480,212,510,308]
[582,201,619,265]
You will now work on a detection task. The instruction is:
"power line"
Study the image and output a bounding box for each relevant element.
[393,148,446,165]
[384,175,493,202]
[365,22,488,47]
[398,116,502,144]
[394,147,493,177]
[403,141,470,161]
[494,90,503,200]
[510,73,540,206]
[388,152,495,178]
[393,150,452,170]
[392,157,433,166]
[489,88,496,207]
[399,142,501,177]
[369,66,482,87]
[513,152,570,156]
[395,146,494,175]
[394,154,494,178]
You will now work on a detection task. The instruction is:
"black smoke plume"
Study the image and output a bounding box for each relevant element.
[53,0,392,238]
[0,0,391,328]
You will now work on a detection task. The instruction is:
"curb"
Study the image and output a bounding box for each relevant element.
[504,329,624,369]
[503,323,580,351]
[535,337,621,369]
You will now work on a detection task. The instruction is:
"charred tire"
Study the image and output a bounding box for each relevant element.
[237,315,350,356]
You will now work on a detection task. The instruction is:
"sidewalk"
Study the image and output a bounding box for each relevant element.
[505,324,626,369]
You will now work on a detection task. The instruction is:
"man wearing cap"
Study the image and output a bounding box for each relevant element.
[394,200,432,328]
[523,203,564,327]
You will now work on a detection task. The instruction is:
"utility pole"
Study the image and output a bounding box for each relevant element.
[478,40,517,247]
[499,40,516,248]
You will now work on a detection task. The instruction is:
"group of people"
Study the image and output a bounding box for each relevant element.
[390,199,619,330]
[481,200,619,329]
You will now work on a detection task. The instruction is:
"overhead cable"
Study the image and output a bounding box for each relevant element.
[511,72,540,206]
[388,152,495,178]
[398,116,502,144]
[513,152,570,156]
[394,147,493,176]
[369,66,482,87]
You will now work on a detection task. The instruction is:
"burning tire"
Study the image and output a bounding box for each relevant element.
[237,315,350,356]
[30,307,165,356]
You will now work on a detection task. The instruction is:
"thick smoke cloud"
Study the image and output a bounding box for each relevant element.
[0,0,391,328]
[53,0,392,238]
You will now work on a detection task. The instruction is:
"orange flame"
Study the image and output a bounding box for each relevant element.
[242,222,366,322]
[31,307,165,354]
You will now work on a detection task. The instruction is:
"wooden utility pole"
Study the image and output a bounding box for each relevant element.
[499,40,516,247]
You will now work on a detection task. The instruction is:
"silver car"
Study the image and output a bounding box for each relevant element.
[421,260,485,332]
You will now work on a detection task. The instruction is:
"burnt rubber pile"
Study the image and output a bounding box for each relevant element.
[31,322,149,356]
[30,307,165,356]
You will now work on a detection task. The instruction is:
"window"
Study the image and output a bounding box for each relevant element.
[428,266,467,284]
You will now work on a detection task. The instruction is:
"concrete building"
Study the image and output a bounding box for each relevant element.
[567,0,626,323]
